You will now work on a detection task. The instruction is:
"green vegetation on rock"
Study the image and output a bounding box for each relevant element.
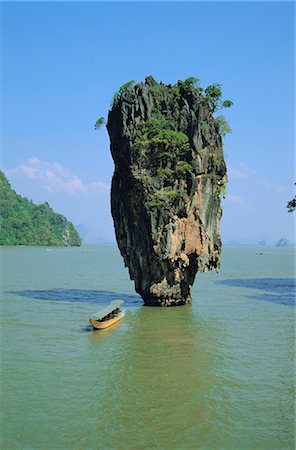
[120,76,232,209]
[148,186,186,209]
[113,80,136,104]
[177,77,202,91]
[0,171,81,246]
[204,83,233,112]
[215,115,232,138]
[94,117,105,130]
[130,113,192,209]
[133,117,189,161]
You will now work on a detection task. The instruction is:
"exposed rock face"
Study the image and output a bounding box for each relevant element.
[107,76,227,306]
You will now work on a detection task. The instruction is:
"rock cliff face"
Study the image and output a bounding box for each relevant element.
[107,76,227,306]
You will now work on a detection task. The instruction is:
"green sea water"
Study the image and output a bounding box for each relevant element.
[1,245,295,450]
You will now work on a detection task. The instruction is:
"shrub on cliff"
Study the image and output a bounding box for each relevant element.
[131,115,192,187]
[94,117,105,130]
[133,116,190,162]
[204,83,233,112]
[215,115,232,138]
[113,80,135,104]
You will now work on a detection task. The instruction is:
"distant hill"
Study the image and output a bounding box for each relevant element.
[0,170,81,246]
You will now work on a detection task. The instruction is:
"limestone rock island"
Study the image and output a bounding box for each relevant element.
[107,76,230,306]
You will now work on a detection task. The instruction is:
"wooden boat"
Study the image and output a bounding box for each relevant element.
[89,299,125,330]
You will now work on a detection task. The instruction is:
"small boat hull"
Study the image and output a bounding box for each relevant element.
[89,310,125,330]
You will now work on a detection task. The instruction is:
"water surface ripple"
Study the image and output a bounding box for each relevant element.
[1,245,295,449]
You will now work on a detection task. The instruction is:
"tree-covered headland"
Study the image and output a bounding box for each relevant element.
[0,170,81,246]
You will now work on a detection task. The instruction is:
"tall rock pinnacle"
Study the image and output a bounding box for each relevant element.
[107,76,229,306]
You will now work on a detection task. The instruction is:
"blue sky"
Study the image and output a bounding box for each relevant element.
[1,1,295,244]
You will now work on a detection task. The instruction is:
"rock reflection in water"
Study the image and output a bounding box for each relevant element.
[88,306,229,449]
